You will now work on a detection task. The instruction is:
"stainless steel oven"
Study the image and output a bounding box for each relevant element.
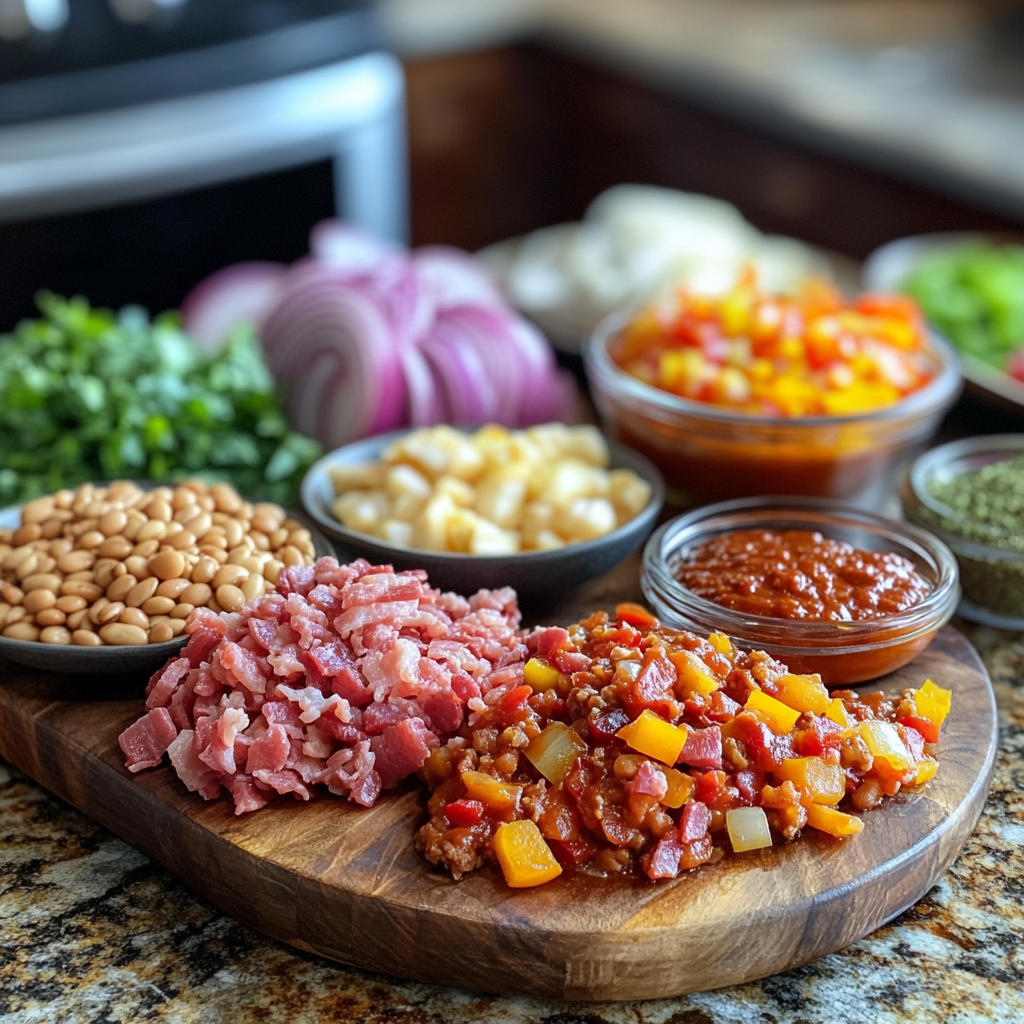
[0,0,406,326]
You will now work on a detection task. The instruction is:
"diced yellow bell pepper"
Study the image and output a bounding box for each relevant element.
[708,632,733,656]
[773,674,830,715]
[493,819,563,888]
[745,689,801,735]
[912,757,939,787]
[461,770,523,812]
[616,709,689,766]
[524,722,587,785]
[825,697,851,728]
[667,649,720,697]
[915,678,952,728]
[776,757,846,806]
[524,657,561,692]
[659,766,696,809]
[804,803,864,837]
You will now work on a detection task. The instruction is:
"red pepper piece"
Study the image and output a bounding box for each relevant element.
[677,725,723,770]
[616,602,657,629]
[899,715,940,744]
[900,723,927,760]
[444,799,485,828]
[793,715,842,758]
[499,684,533,717]
[549,835,598,868]
[706,690,741,722]
[606,624,643,648]
[728,711,795,771]
[589,707,631,742]
[694,769,729,807]
[624,652,678,720]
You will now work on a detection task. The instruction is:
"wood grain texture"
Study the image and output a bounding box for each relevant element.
[0,558,999,1002]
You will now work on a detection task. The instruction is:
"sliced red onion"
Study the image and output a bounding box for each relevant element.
[420,324,501,426]
[310,219,400,274]
[413,245,506,311]
[181,261,285,351]
[399,345,444,427]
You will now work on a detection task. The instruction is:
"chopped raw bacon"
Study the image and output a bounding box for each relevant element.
[118,556,531,813]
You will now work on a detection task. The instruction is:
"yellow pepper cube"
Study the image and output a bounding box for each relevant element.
[804,803,864,837]
[825,697,851,728]
[774,674,830,715]
[493,820,563,888]
[852,721,913,775]
[659,766,696,809]
[915,678,952,728]
[617,709,689,766]
[912,757,939,787]
[461,770,523,813]
[524,657,562,693]
[708,632,733,656]
[777,757,846,806]
[667,649,720,697]
[744,689,801,735]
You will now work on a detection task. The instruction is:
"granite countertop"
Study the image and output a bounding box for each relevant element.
[1,622,1022,1024]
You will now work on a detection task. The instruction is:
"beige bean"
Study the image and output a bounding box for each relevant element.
[135,519,166,542]
[97,601,125,625]
[264,560,283,586]
[53,489,74,509]
[98,509,128,537]
[56,594,87,614]
[3,621,40,641]
[280,545,304,567]
[142,596,177,616]
[126,577,159,607]
[241,574,265,602]
[60,580,103,602]
[49,538,74,558]
[106,574,138,603]
[77,529,105,550]
[111,561,129,578]
[83,500,106,519]
[215,583,245,612]
[23,589,57,614]
[212,564,248,589]
[184,511,212,538]
[197,494,216,512]
[253,504,283,530]
[206,596,222,615]
[13,523,42,546]
[148,621,175,643]
[199,545,228,564]
[147,498,172,522]
[119,607,150,630]
[170,602,195,619]
[288,528,313,547]
[0,602,9,624]
[57,549,95,574]
[98,622,148,645]
[88,597,111,624]
[40,625,72,645]
[35,608,66,627]
[131,539,160,559]
[22,496,55,524]
[191,556,218,584]
[234,555,263,575]
[155,578,190,600]
[64,570,94,583]
[98,535,133,560]
[0,582,24,604]
[4,606,26,627]
[172,486,197,512]
[72,629,103,646]
[21,572,61,593]
[202,535,228,550]
[150,549,185,581]
[168,529,196,551]
[34,554,57,575]
[124,555,149,578]
[226,545,250,565]
[14,553,39,580]
[211,484,242,514]
[223,519,244,548]
[178,582,212,608]
[169,617,187,636]
[65,608,90,630]
[267,527,288,549]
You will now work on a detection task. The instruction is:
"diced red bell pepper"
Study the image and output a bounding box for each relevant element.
[605,624,643,648]
[677,725,723,769]
[499,684,533,718]
[444,799,485,828]
[679,800,711,842]
[616,602,657,630]
[792,715,843,757]
[900,724,927,761]
[899,715,940,744]
[728,711,795,771]
[694,769,729,807]
[706,690,742,722]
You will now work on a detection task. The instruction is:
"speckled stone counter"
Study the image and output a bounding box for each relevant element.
[2,623,1023,1024]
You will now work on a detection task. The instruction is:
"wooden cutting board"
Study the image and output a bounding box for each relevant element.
[0,559,998,1002]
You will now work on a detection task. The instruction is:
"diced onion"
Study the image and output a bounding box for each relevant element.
[726,806,773,852]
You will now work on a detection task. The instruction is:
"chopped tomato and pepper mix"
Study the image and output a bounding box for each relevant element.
[415,604,950,887]
[612,274,935,418]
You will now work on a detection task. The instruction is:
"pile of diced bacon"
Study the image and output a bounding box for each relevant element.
[118,557,531,814]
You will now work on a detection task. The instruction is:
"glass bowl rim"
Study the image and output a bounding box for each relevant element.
[641,496,960,653]
[584,308,963,429]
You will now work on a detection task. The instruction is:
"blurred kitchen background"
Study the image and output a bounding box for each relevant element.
[4,0,1024,336]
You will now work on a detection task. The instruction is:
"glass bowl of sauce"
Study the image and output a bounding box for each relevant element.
[642,498,959,686]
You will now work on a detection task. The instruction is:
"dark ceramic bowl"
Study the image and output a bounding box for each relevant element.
[301,430,664,605]
[0,501,334,676]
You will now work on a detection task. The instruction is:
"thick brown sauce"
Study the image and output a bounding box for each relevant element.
[677,529,931,621]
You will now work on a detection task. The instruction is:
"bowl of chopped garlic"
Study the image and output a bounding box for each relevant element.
[300,423,664,603]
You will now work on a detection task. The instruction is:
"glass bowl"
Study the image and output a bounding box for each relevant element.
[641,497,960,686]
[903,434,1024,629]
[584,311,962,509]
